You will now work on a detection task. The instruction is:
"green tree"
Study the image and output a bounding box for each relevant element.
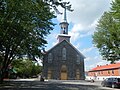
[12,59,42,78]
[92,0,120,63]
[0,0,54,83]
[0,0,73,83]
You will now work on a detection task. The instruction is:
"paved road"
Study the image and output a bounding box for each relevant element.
[0,79,119,90]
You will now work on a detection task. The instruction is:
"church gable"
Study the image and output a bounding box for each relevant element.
[58,40,85,59]
[47,40,84,56]
[64,40,85,59]
[45,40,85,63]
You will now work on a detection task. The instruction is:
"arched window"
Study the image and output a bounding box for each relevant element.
[76,55,80,64]
[62,47,66,60]
[48,53,52,63]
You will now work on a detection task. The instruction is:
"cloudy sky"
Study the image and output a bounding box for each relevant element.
[45,0,112,71]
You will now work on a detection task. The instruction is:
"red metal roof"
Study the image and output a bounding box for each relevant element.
[89,63,120,72]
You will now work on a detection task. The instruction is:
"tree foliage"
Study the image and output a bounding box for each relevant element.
[92,0,120,63]
[12,59,42,78]
[0,0,55,82]
[0,0,73,83]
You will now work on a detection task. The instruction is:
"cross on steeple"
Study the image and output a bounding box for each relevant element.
[63,2,67,22]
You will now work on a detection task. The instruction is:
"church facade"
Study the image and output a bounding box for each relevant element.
[42,6,85,80]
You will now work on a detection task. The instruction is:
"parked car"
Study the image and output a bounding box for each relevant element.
[101,77,120,88]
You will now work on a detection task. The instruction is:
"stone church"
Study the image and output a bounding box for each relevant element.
[42,7,85,80]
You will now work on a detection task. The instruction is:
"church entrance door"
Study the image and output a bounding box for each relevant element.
[60,65,67,80]
[61,72,67,80]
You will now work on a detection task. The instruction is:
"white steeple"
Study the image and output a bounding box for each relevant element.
[58,2,71,43]
[59,2,69,35]
[63,3,67,22]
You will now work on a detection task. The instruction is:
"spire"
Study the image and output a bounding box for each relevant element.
[57,1,73,43]
[63,5,67,22]
[60,2,69,35]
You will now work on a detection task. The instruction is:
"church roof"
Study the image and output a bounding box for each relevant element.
[45,40,85,58]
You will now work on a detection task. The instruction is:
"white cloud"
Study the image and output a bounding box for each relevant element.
[67,0,111,25]
[68,24,94,43]
[79,31,92,38]
[57,0,111,25]
[85,57,91,62]
[71,24,84,32]
[82,47,95,54]
[85,54,110,71]
[69,31,80,42]
[74,43,81,50]
[85,57,100,71]
[56,0,112,42]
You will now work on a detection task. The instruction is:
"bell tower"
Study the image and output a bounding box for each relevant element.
[60,3,69,34]
[58,2,71,43]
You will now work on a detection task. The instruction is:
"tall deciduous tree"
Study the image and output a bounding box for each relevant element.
[92,0,120,64]
[0,0,73,83]
[12,59,42,78]
[0,0,55,83]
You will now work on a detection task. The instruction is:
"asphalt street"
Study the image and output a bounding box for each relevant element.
[0,79,120,90]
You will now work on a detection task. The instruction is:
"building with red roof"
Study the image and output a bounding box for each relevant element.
[86,63,120,81]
